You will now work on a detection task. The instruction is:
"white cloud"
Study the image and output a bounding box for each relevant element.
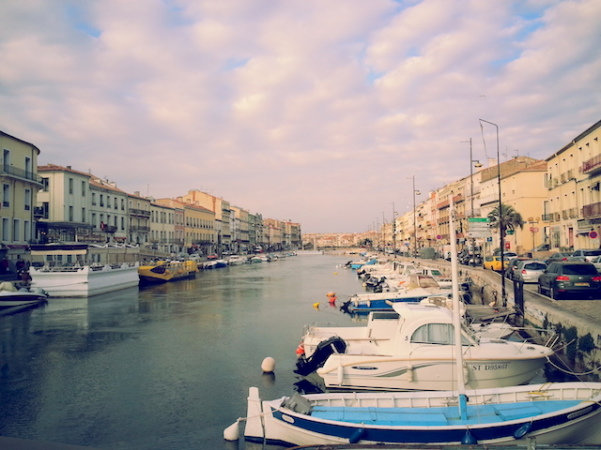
[0,0,599,233]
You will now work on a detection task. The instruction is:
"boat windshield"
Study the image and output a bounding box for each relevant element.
[411,323,474,346]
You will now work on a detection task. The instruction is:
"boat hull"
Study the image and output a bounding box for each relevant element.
[30,264,139,297]
[244,384,601,447]
[317,355,549,391]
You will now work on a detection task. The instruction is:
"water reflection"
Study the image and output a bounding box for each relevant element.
[0,255,362,450]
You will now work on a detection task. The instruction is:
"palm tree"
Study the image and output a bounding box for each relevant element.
[487,203,524,238]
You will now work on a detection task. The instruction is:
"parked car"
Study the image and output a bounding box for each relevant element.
[504,257,530,280]
[514,260,547,284]
[537,261,601,300]
[504,252,518,260]
[544,252,572,266]
[482,255,509,272]
[571,249,601,262]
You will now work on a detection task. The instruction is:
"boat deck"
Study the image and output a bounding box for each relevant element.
[309,400,582,426]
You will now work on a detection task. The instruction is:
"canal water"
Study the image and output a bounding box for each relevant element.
[0,254,365,450]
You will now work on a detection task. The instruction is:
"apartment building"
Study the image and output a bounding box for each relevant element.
[153,198,186,254]
[178,190,232,253]
[0,130,43,263]
[37,164,93,243]
[128,192,151,246]
[89,176,129,243]
[149,201,178,254]
[230,206,250,254]
[545,120,601,250]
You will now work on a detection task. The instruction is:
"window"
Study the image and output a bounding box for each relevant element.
[42,202,49,219]
[100,195,104,207]
[42,178,49,192]
[68,206,74,221]
[3,149,10,171]
[68,178,74,194]
[24,220,31,242]
[2,184,9,207]
[2,218,9,240]
[12,219,19,241]
[82,208,86,222]
[81,181,86,196]
[24,156,32,178]
[24,189,31,211]
[92,192,96,206]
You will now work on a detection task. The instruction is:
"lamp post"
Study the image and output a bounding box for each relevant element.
[479,119,506,307]
[391,202,396,256]
[410,175,421,258]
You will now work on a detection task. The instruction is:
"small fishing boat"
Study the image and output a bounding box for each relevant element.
[241,382,601,447]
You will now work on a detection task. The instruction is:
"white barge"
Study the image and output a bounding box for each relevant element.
[29,243,140,297]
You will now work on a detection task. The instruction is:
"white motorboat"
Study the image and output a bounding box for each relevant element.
[227,255,247,265]
[29,243,140,297]
[295,302,553,391]
[0,281,48,307]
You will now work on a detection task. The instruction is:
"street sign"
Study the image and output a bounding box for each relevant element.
[467,217,492,239]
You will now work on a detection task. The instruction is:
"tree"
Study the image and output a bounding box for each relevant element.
[487,203,524,238]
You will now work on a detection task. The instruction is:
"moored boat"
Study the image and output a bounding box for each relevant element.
[241,382,601,447]
[29,243,140,297]
[295,302,553,391]
[0,281,48,307]
[138,260,198,283]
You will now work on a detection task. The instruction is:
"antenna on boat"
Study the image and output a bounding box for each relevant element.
[449,193,468,420]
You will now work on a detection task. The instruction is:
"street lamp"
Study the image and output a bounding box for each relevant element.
[391,202,397,256]
[479,119,506,307]
[410,175,421,258]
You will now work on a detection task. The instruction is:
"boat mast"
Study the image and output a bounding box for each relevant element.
[449,193,468,419]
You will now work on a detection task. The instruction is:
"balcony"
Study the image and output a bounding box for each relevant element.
[583,202,601,220]
[130,208,151,218]
[0,166,44,185]
[581,154,601,175]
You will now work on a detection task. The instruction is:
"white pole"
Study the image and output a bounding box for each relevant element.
[449,194,467,419]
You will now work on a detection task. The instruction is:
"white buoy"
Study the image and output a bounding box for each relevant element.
[261,356,276,373]
[223,420,240,441]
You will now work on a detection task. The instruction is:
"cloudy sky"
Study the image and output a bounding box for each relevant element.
[1,0,600,233]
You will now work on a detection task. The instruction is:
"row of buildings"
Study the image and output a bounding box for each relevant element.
[1,129,302,262]
[305,119,601,257]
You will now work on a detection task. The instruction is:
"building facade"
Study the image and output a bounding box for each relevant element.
[0,130,43,264]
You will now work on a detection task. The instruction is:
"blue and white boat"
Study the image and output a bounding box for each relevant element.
[340,287,440,314]
[341,273,463,315]
[242,382,601,447]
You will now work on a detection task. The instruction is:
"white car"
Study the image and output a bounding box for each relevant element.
[571,249,601,262]
[590,255,601,272]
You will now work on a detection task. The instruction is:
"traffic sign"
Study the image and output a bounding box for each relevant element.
[467,217,492,239]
